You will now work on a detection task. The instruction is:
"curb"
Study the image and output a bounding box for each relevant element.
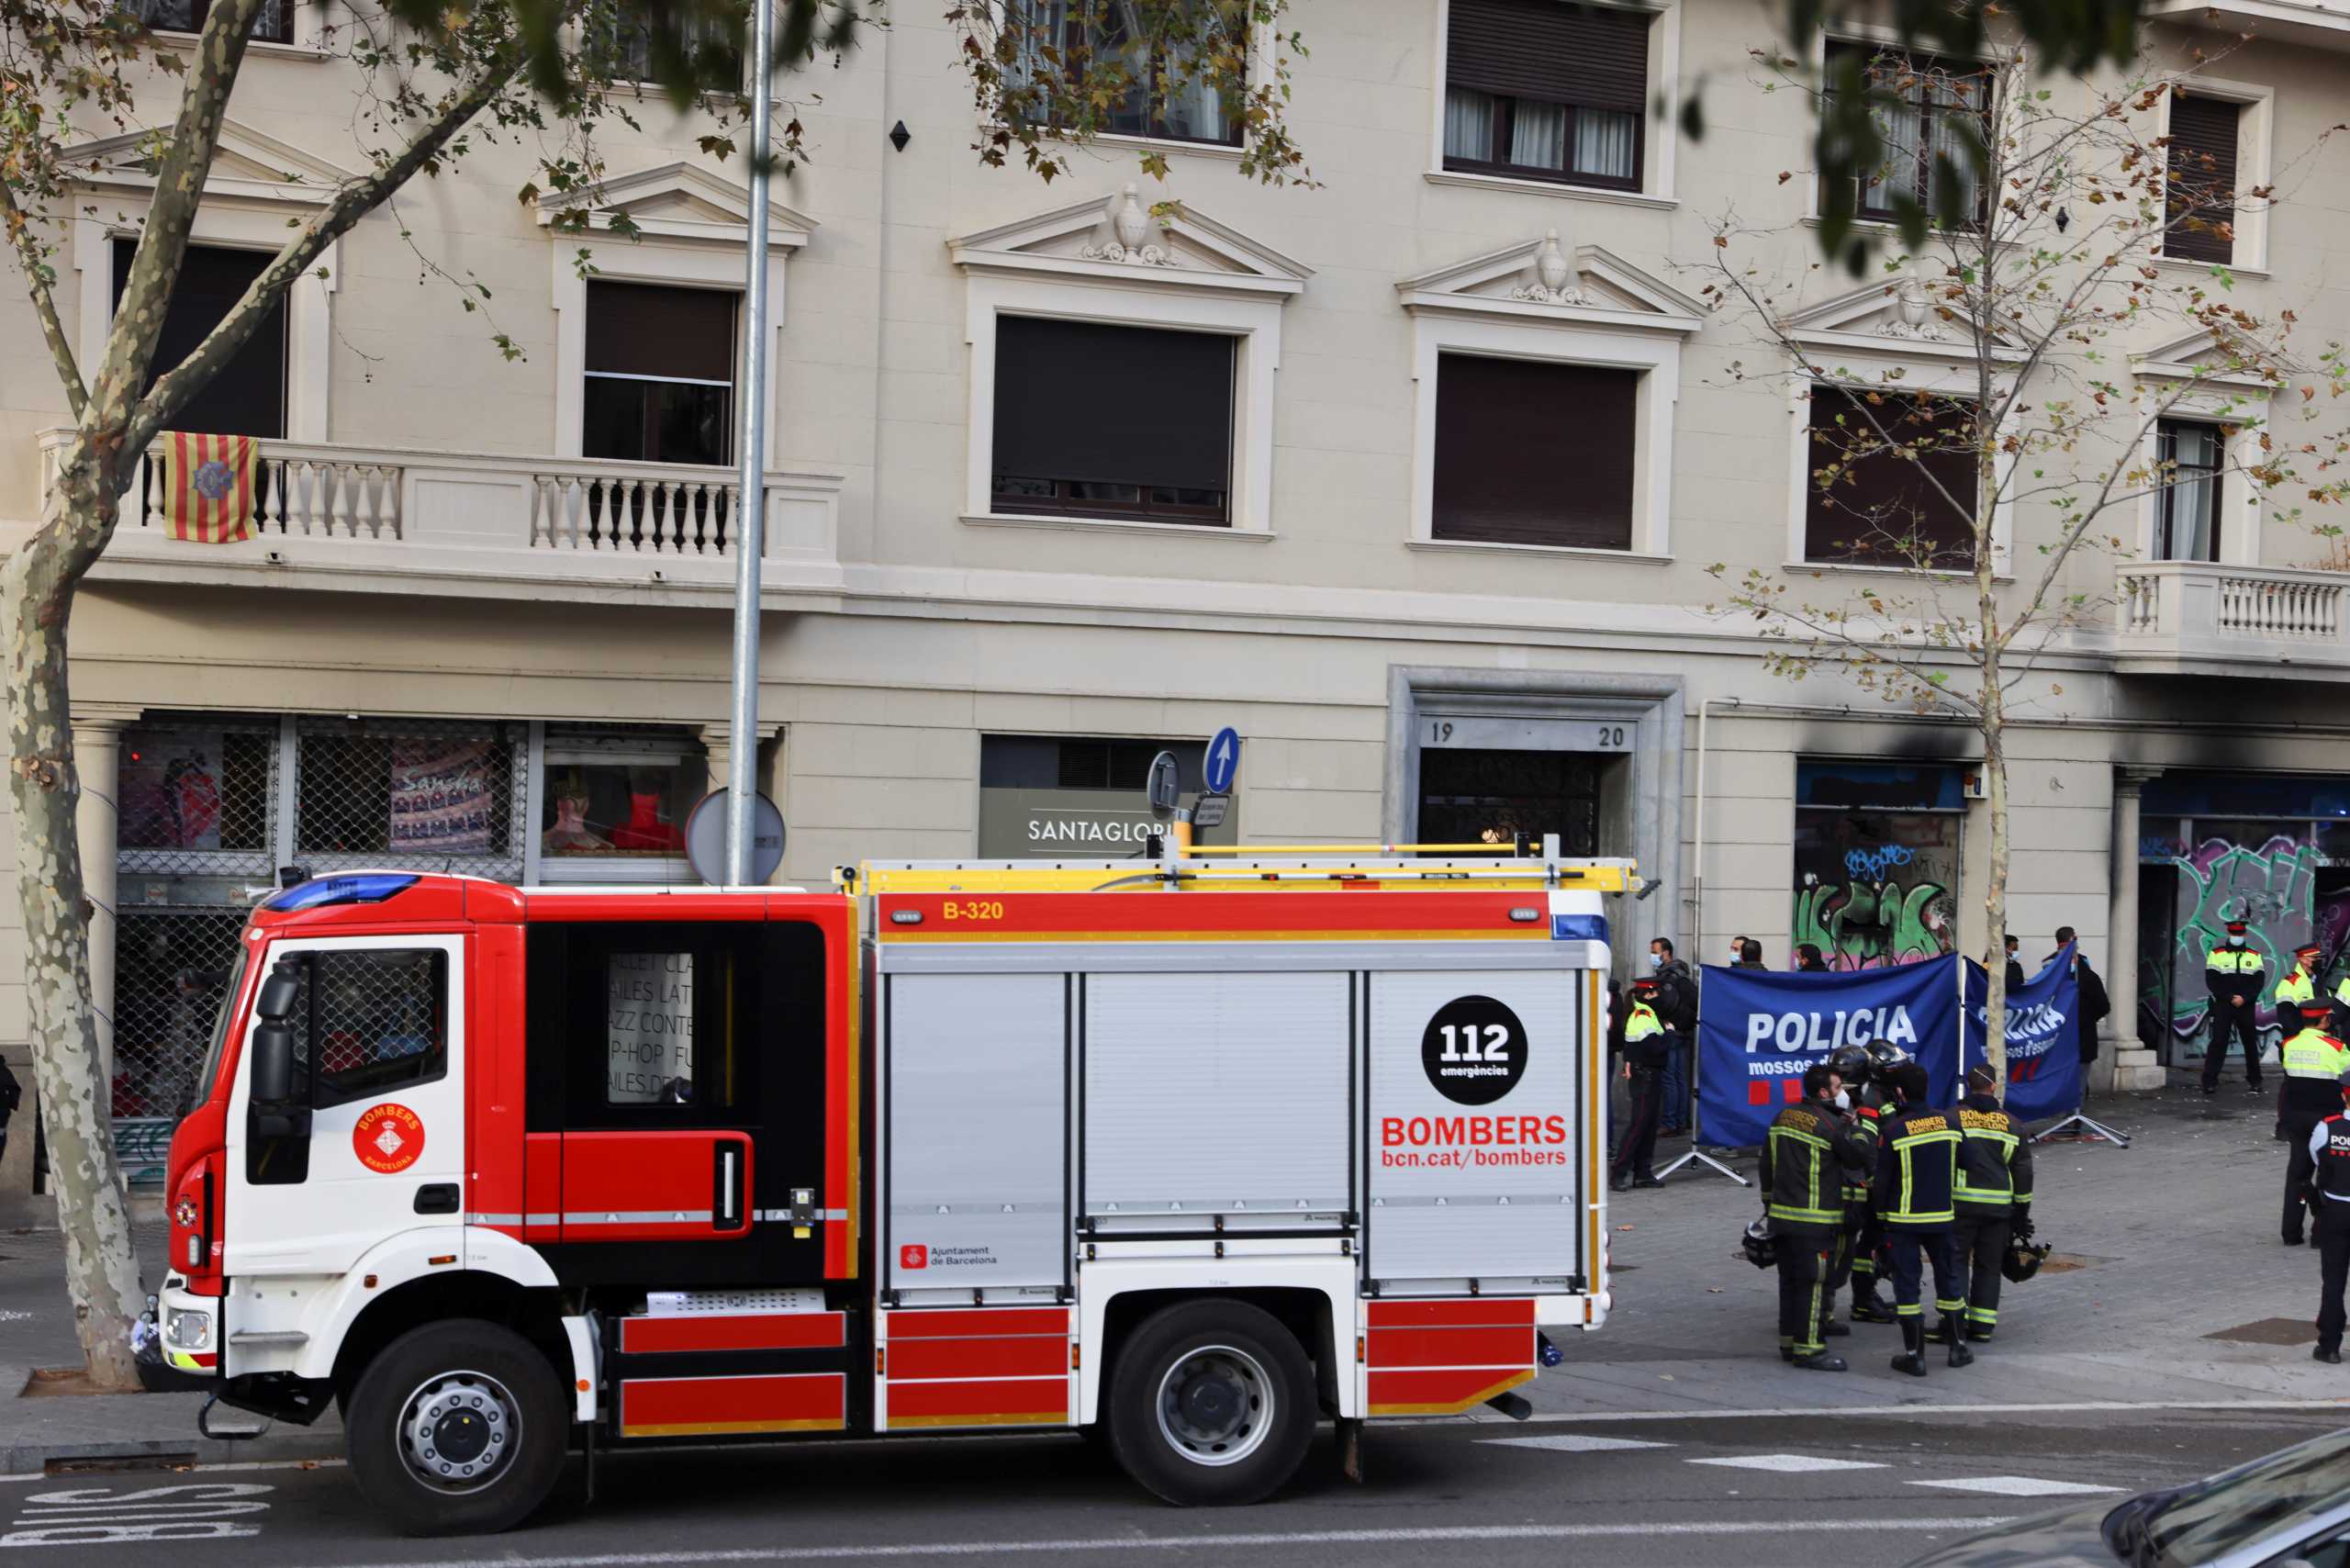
[0,1428,343,1476]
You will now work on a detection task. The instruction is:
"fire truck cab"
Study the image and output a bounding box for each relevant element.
[156,848,1624,1534]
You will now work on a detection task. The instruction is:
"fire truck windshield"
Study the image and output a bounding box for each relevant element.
[190,946,252,1111]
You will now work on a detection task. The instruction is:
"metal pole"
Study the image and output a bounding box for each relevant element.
[725,0,778,886]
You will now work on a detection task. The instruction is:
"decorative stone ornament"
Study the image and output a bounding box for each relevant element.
[1509,229,1591,306]
[1881,270,1952,342]
[1081,183,1176,267]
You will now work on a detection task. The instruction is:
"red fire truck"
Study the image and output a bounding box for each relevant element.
[154,848,1623,1534]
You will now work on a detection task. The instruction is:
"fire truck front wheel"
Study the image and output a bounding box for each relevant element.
[1106,1301,1315,1506]
[345,1319,569,1535]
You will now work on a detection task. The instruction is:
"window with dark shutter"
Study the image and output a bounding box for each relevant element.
[582,281,738,466]
[111,241,287,439]
[1443,0,1650,191]
[2165,95,2241,264]
[991,316,1236,526]
[1804,386,1976,568]
[1823,40,1989,226]
[1432,354,1638,550]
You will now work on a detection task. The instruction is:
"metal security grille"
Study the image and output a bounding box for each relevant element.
[118,721,278,879]
[294,718,527,881]
[283,948,449,1110]
[113,907,246,1120]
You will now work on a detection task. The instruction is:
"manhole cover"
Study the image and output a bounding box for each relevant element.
[2205,1317,2316,1347]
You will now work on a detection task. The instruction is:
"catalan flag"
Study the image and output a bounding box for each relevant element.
[160,431,258,543]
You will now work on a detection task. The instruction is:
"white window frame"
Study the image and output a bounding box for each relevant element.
[1783,353,2016,577]
[532,729,705,885]
[74,209,337,445]
[965,6,1275,168]
[539,167,812,468]
[1803,27,2004,232]
[1425,0,1681,208]
[2154,74,2273,276]
[2129,353,2274,566]
[1407,319,1680,560]
[140,0,333,54]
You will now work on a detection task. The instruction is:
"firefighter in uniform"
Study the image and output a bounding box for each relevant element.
[2308,1068,2350,1364]
[2203,920,2267,1095]
[1762,1061,1871,1371]
[1610,977,1668,1192]
[2280,1001,2350,1248]
[1874,1059,1972,1376]
[1846,1042,1908,1324]
[1819,1044,1882,1331]
[1952,1063,2034,1343]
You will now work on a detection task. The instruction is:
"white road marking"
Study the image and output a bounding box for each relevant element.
[0,1482,272,1547]
[1478,1435,1675,1453]
[291,1518,2016,1568]
[1688,1454,1888,1473]
[1513,1395,2350,1424]
[1911,1477,2122,1497]
[0,1461,341,1485]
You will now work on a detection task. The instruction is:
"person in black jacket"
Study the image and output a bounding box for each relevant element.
[1794,944,1829,973]
[2003,934,2026,993]
[1874,1060,1972,1376]
[1650,938,1696,1136]
[1761,1062,1872,1371]
[2048,927,2111,1070]
[0,1056,18,1167]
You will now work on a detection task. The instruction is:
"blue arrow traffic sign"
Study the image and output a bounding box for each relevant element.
[1203,727,1241,795]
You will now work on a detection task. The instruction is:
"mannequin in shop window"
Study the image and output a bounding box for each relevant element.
[543,770,612,856]
[610,766,685,854]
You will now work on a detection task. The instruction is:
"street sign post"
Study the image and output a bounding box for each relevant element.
[1204,726,1241,795]
[1145,751,1181,822]
[1191,794,1230,831]
[687,789,786,886]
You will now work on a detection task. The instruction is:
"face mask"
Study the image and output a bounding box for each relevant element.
[2229,935,2246,948]
[1651,953,1664,969]
[1833,1090,1851,1111]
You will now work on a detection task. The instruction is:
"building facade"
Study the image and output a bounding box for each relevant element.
[6,0,2350,1196]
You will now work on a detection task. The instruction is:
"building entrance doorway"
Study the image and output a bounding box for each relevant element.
[1415,746,1615,855]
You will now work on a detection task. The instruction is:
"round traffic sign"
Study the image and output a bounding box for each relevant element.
[684,789,787,886]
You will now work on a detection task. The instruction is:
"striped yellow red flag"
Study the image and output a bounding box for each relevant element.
[162,431,258,543]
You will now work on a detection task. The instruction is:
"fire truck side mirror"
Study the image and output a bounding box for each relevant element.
[251,960,303,1107]
[257,961,301,1024]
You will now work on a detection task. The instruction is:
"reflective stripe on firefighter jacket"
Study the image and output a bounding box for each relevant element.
[2278,969,2317,1007]
[1762,1101,1866,1229]
[1873,1104,1962,1230]
[1840,1104,1881,1203]
[2281,1028,2350,1117]
[1954,1092,2034,1214]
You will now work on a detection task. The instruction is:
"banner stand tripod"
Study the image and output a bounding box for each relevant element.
[2033,1094,2131,1148]
[1657,1037,1750,1186]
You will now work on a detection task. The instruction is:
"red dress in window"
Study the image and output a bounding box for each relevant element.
[610,790,684,853]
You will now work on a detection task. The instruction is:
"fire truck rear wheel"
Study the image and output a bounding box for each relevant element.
[346,1319,568,1535]
[1106,1301,1315,1506]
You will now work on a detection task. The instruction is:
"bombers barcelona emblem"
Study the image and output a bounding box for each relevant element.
[352,1103,426,1174]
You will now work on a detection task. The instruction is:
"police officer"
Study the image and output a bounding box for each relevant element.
[1762,1061,1871,1371]
[1818,1044,1879,1337]
[2204,919,2267,1095]
[1610,977,1668,1192]
[2280,1001,2350,1247]
[2279,941,2323,1029]
[1874,1059,1971,1376]
[1952,1062,2034,1343]
[2308,1068,2350,1364]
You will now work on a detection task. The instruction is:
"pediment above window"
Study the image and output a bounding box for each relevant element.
[1395,229,1704,335]
[946,184,1312,300]
[1783,275,2020,364]
[534,162,816,249]
[64,119,355,207]
[2131,326,2282,391]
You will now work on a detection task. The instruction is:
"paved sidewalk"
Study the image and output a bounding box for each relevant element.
[0,1079,2336,1473]
[1543,1076,2350,1419]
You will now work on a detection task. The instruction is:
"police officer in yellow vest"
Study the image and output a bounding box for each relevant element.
[2204,919,2267,1096]
[1610,976,1668,1192]
[2282,1000,2350,1247]
[2279,940,2322,1030]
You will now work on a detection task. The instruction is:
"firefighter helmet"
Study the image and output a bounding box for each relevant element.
[1827,1044,1874,1087]
[1863,1040,1913,1076]
[1740,1217,1778,1270]
[2001,1238,2052,1283]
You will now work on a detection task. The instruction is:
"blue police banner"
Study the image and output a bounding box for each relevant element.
[1961,944,2083,1124]
[1694,958,1963,1148]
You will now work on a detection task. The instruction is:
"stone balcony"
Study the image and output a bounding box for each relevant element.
[2114,561,2350,678]
[2145,0,2350,50]
[29,430,846,606]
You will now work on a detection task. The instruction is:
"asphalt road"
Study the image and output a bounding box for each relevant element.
[2,1403,2337,1568]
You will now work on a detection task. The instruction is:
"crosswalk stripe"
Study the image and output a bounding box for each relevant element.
[1689,1454,1888,1473]
[1909,1477,2121,1497]
[1477,1435,1675,1453]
